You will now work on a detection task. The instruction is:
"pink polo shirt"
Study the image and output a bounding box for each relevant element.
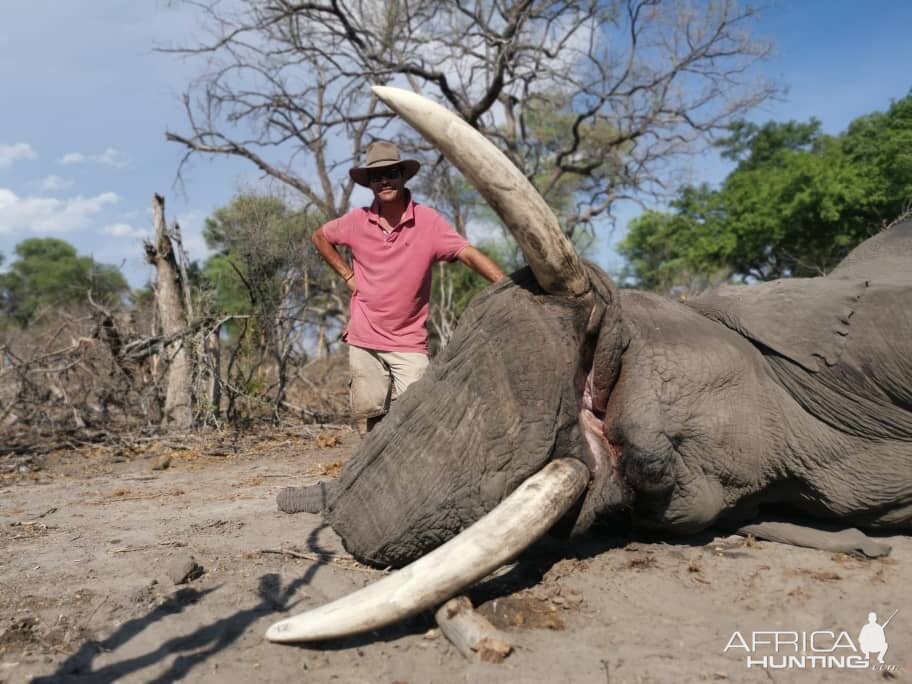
[322,196,470,353]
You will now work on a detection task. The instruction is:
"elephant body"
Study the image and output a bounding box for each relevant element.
[322,221,911,568]
[684,225,912,529]
[613,229,912,533]
[267,88,910,644]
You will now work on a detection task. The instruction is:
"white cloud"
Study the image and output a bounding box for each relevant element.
[60,152,86,165]
[37,175,74,191]
[0,142,38,168]
[0,188,119,234]
[104,222,147,239]
[59,147,129,168]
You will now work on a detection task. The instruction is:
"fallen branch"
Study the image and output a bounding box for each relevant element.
[435,596,513,663]
[9,507,57,526]
[259,547,340,561]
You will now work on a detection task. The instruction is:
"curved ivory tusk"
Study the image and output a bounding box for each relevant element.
[265,458,589,643]
[371,85,588,297]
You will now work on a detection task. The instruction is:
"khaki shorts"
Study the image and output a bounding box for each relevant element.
[349,345,429,419]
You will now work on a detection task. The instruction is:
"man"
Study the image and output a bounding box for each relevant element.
[313,140,504,432]
[276,141,503,514]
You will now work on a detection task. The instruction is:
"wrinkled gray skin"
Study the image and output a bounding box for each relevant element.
[319,221,912,568]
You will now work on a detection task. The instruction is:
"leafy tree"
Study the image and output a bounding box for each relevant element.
[200,194,315,316]
[618,185,733,293]
[619,93,912,290]
[717,118,822,167]
[841,94,912,221]
[197,192,340,420]
[0,238,128,327]
[716,132,879,279]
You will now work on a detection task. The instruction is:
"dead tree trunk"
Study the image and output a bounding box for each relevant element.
[145,194,193,429]
[202,324,221,421]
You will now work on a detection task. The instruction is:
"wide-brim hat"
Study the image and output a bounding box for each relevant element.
[349,140,420,187]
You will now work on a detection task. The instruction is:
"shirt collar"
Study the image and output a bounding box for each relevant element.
[367,190,416,229]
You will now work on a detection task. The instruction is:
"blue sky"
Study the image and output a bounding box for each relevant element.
[1,1,911,287]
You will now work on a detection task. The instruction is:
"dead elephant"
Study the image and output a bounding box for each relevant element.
[267,87,911,643]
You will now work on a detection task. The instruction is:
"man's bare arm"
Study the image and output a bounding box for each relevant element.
[457,246,505,283]
[312,227,357,291]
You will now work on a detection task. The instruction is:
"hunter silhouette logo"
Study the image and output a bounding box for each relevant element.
[724,609,901,671]
[858,610,897,664]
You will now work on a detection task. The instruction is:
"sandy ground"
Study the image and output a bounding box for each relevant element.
[1,428,908,683]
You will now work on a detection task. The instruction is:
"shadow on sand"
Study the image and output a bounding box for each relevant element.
[32,524,352,682]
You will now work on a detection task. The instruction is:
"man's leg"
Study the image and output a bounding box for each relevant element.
[349,345,393,433]
[380,351,430,401]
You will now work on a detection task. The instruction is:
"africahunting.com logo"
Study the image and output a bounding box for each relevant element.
[723,610,901,671]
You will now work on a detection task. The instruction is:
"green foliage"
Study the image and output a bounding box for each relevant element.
[717,118,823,167]
[201,254,251,316]
[842,94,912,219]
[619,93,912,290]
[0,238,128,327]
[199,193,317,322]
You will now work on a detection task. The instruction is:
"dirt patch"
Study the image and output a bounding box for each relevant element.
[0,590,98,662]
[477,597,566,631]
[0,429,908,683]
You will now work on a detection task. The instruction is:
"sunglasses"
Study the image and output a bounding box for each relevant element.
[367,166,403,183]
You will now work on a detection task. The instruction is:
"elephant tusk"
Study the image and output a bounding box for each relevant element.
[264,458,590,643]
[371,85,589,297]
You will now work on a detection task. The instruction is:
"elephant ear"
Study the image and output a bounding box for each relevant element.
[688,278,866,372]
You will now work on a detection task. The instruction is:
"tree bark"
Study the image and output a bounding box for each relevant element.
[147,194,194,429]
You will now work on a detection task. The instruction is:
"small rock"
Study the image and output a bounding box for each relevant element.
[165,555,203,585]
